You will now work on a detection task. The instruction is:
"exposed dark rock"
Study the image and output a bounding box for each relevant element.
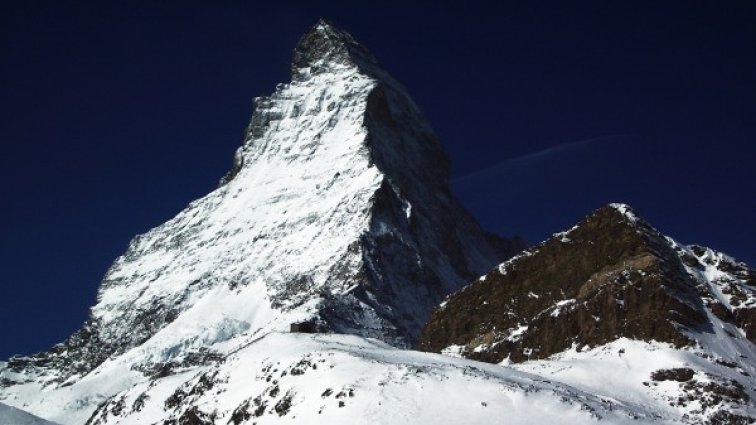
[289,358,316,375]
[714,358,738,369]
[672,376,750,419]
[419,205,710,362]
[651,368,695,382]
[335,387,355,399]
[167,407,215,425]
[165,372,218,410]
[290,322,317,333]
[0,377,19,387]
[274,392,294,416]
[290,19,379,80]
[228,399,251,424]
[707,410,754,425]
[268,384,279,398]
[132,392,148,412]
[133,348,224,379]
[734,307,756,343]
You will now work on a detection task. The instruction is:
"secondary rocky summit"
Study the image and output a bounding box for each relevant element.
[420,204,755,361]
[420,204,756,423]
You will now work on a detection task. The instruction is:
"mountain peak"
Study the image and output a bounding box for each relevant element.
[607,202,636,217]
[578,203,649,238]
[290,19,379,79]
[0,20,521,423]
[605,202,641,224]
[420,203,712,362]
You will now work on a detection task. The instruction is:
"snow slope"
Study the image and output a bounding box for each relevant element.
[0,402,61,425]
[513,338,756,424]
[85,333,673,425]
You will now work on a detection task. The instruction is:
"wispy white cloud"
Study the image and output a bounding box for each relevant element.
[452,134,633,184]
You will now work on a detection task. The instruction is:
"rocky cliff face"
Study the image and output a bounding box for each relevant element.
[0,20,521,424]
[420,204,756,360]
[420,204,756,423]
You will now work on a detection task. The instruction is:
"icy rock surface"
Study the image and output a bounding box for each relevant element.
[0,20,520,424]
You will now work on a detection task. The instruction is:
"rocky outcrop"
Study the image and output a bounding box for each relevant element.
[419,204,755,363]
[420,203,756,423]
[678,244,756,343]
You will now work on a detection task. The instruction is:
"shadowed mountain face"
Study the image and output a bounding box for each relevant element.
[420,204,755,363]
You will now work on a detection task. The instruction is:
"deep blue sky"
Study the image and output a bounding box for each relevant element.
[1,1,754,358]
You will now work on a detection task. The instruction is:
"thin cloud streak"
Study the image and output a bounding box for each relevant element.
[452,134,633,185]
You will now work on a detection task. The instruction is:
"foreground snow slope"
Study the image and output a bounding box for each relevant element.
[7,331,748,424]
[513,338,756,424]
[0,402,61,425]
[0,20,520,424]
[84,333,673,425]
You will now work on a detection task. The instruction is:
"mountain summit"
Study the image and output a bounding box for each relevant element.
[0,21,521,423]
[289,19,380,78]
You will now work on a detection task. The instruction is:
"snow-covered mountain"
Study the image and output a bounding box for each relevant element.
[2,20,755,425]
[0,20,521,424]
[420,204,756,423]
